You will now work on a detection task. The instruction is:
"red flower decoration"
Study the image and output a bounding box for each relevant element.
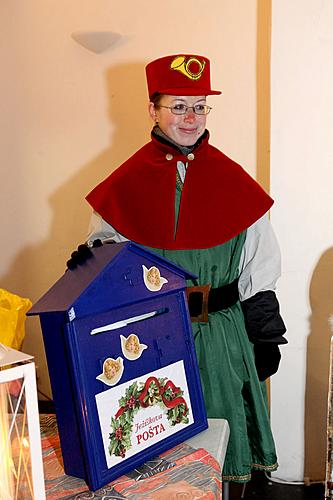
[115,426,123,441]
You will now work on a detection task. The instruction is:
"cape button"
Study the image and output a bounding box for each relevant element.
[187,153,195,161]
[166,153,173,161]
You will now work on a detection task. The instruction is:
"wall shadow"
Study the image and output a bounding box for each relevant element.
[0,60,151,398]
[304,248,333,480]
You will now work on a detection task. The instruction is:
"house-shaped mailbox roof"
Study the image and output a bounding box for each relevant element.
[28,242,196,320]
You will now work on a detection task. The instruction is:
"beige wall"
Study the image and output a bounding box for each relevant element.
[0,1,258,399]
[270,0,333,482]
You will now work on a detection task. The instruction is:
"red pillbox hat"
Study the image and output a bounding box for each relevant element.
[145,54,222,98]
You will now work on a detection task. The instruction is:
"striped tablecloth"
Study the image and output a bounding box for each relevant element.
[40,414,222,499]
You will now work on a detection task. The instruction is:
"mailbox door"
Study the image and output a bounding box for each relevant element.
[65,292,207,491]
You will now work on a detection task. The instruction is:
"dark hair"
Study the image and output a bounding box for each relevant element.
[150,93,163,106]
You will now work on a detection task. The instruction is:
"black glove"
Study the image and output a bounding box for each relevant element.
[254,343,281,381]
[241,291,287,345]
[66,239,103,270]
[241,291,287,381]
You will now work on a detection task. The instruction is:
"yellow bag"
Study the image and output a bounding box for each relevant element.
[0,289,32,350]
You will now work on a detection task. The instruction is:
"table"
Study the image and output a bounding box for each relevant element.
[186,418,230,500]
[40,414,230,498]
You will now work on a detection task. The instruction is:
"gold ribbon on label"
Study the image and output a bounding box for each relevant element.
[170,56,206,81]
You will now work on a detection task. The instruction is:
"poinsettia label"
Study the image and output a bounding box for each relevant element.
[95,360,193,468]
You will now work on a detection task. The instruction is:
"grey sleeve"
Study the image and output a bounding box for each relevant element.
[86,211,128,245]
[238,213,282,301]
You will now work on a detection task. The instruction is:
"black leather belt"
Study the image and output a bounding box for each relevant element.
[186,279,239,322]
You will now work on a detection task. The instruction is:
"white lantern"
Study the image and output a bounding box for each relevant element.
[0,344,45,499]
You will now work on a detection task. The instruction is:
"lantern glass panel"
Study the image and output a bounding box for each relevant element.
[0,348,45,500]
[0,375,34,499]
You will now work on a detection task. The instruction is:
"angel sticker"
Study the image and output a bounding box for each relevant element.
[120,333,148,361]
[142,265,168,292]
[96,357,124,386]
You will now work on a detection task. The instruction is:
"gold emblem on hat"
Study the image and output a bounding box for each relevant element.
[170,56,205,80]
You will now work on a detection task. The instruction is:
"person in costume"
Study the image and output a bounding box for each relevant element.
[70,54,287,483]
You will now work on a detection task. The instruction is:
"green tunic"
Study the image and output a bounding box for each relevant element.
[147,179,278,482]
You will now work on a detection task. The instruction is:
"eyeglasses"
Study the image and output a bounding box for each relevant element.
[157,104,212,115]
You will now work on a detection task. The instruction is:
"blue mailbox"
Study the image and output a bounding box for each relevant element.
[29,242,207,491]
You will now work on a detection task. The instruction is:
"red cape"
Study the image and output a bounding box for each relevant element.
[86,132,273,250]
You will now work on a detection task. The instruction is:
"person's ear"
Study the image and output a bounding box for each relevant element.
[148,102,158,123]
